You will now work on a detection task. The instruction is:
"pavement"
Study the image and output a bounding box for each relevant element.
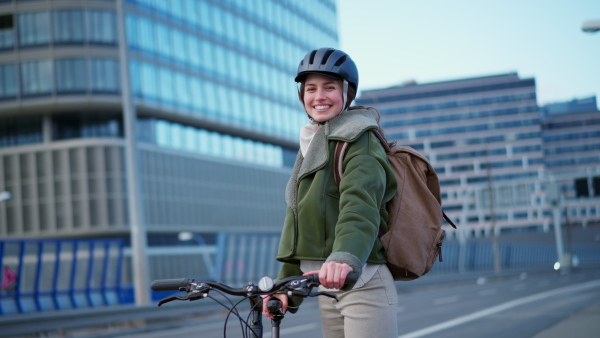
[533,300,600,338]
[398,267,600,338]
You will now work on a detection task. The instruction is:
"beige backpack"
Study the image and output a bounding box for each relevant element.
[334,130,457,281]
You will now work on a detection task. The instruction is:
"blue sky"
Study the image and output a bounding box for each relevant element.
[337,0,600,106]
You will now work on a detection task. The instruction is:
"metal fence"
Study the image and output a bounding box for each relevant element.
[2,234,600,316]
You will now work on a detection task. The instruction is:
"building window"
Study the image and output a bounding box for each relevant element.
[53,10,84,45]
[55,58,87,94]
[452,164,474,173]
[0,63,17,100]
[0,116,43,147]
[18,11,50,47]
[86,10,117,45]
[20,60,52,97]
[89,58,120,93]
[52,112,123,140]
[0,14,15,50]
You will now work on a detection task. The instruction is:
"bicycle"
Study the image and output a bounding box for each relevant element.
[151,273,358,338]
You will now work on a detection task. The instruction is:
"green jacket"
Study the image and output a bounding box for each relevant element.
[276,108,397,280]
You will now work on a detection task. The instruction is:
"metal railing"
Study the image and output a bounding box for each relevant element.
[0,239,126,315]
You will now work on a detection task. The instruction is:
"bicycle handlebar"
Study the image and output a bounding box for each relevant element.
[151,272,359,306]
[151,273,359,337]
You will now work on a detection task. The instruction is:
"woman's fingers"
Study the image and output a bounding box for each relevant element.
[261,295,273,319]
[319,262,353,289]
[262,293,289,320]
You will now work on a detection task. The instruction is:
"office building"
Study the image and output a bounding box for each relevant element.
[0,0,338,282]
[358,73,548,237]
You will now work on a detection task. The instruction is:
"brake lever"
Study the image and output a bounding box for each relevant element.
[158,295,186,306]
[308,291,339,301]
[157,288,208,306]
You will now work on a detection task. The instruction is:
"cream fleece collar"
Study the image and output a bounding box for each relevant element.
[299,123,320,156]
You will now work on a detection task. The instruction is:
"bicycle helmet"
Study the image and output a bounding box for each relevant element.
[295,48,359,91]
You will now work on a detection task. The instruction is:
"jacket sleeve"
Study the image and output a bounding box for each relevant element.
[327,132,391,275]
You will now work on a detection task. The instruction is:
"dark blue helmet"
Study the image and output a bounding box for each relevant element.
[295,48,359,91]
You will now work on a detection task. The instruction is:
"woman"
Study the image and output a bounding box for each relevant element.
[263,48,399,337]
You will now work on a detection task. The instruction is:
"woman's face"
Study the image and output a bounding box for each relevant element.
[302,74,344,122]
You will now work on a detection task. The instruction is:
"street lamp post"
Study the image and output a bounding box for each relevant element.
[547,182,566,272]
[117,0,150,306]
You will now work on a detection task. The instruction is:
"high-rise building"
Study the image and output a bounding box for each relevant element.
[0,0,338,287]
[358,73,548,237]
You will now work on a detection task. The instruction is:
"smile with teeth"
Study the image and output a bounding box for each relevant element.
[314,105,331,110]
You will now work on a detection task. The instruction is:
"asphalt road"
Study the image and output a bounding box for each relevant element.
[117,268,600,338]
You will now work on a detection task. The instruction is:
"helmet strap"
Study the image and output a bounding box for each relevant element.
[342,79,349,111]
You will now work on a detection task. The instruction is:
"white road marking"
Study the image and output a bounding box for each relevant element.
[398,279,600,338]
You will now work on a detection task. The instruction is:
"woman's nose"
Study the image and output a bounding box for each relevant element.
[315,88,326,99]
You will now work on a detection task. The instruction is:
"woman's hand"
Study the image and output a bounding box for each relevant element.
[261,293,288,320]
[304,261,353,290]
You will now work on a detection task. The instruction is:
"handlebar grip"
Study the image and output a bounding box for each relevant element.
[267,299,284,316]
[304,271,359,290]
[343,272,358,289]
[151,278,192,291]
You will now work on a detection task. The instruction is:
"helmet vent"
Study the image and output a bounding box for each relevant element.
[308,50,317,65]
[334,55,347,67]
[321,49,335,64]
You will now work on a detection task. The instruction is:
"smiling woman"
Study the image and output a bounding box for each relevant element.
[262,47,400,338]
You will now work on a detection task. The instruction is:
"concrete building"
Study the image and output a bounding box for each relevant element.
[358,73,551,238]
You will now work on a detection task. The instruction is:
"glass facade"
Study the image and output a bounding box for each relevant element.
[125,0,337,142]
[0,0,338,165]
[0,0,339,241]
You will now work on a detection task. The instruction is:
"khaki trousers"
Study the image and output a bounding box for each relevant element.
[317,264,398,338]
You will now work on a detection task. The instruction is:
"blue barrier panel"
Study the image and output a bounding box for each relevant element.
[215,233,282,286]
[428,241,570,275]
[0,239,126,315]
